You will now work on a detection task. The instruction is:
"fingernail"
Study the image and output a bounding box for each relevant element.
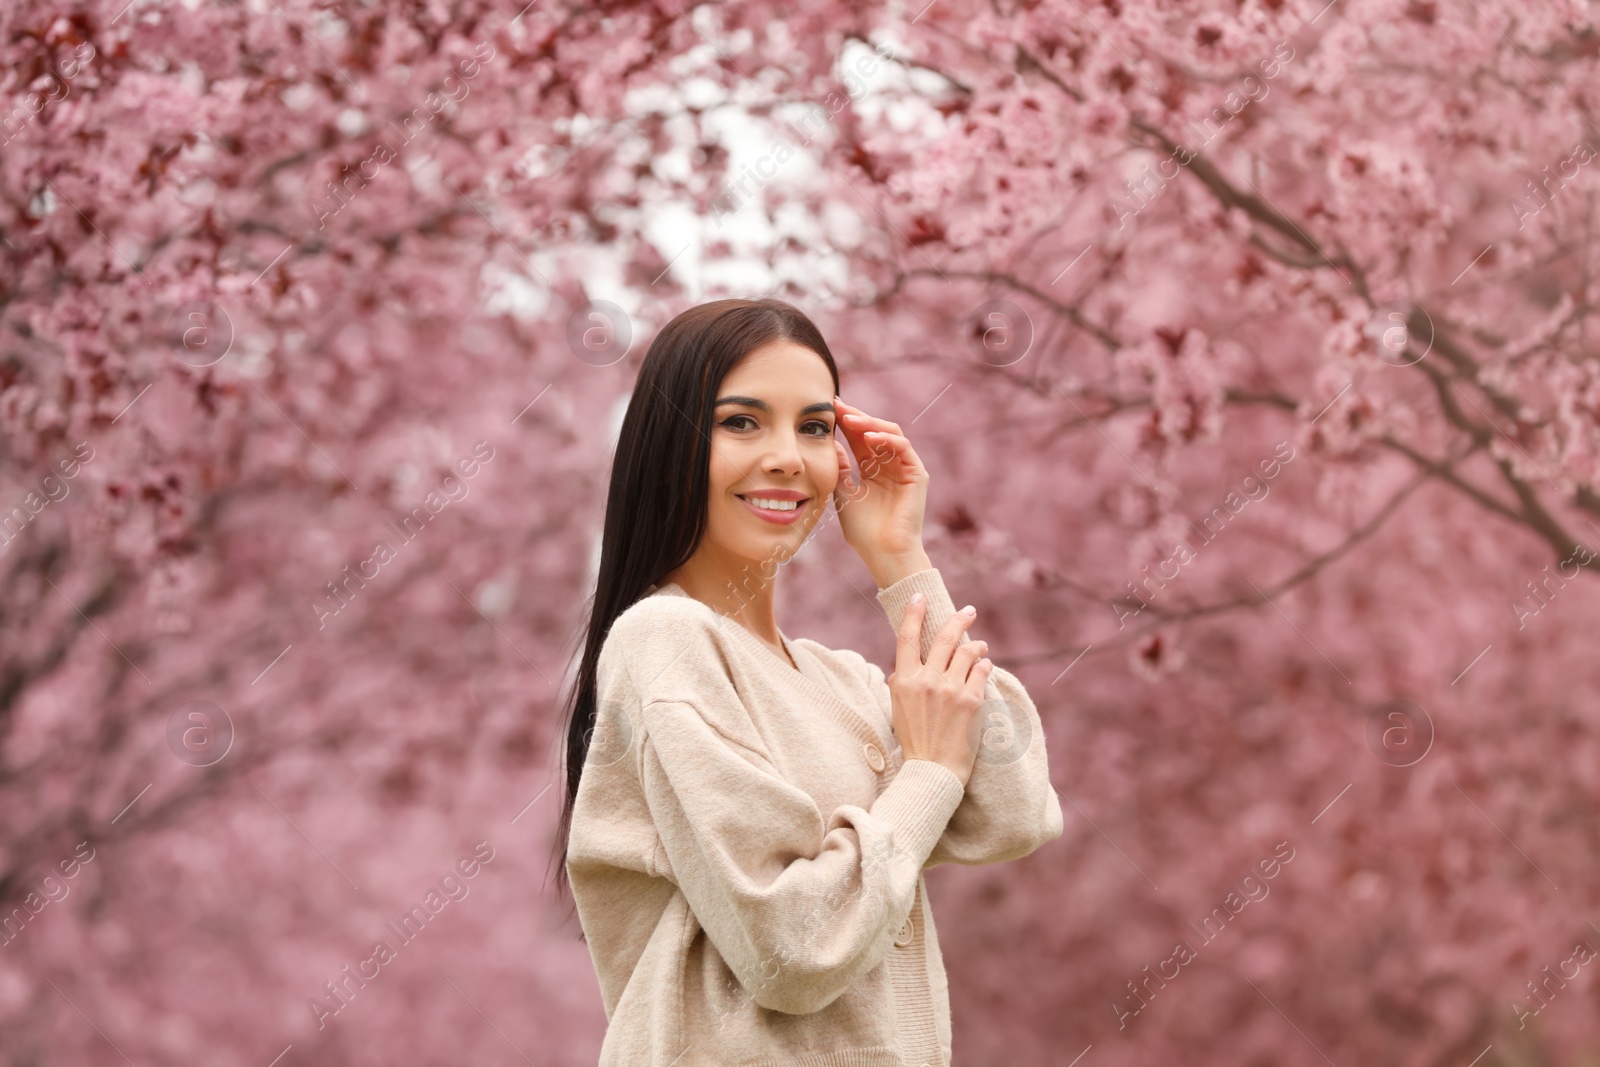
[960,605,975,615]
[910,592,924,605]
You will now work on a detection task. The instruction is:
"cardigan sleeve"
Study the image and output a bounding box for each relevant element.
[638,695,966,1016]
[871,567,1065,868]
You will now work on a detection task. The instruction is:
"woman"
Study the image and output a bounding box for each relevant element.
[555,297,1063,1066]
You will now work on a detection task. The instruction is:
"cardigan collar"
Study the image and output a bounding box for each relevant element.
[640,580,892,752]
[644,579,799,669]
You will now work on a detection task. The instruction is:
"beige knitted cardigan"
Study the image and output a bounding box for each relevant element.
[566,567,1064,1066]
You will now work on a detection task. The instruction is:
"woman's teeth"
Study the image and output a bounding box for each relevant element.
[742,496,801,511]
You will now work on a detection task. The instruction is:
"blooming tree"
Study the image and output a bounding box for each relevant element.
[1,0,1597,1064]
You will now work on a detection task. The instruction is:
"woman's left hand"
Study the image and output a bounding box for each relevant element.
[832,397,929,572]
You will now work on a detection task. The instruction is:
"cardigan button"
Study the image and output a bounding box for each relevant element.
[863,742,886,773]
[893,918,914,947]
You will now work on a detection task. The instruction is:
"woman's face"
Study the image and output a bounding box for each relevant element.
[702,339,840,572]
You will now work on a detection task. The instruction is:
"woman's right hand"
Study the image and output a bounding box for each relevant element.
[887,595,992,788]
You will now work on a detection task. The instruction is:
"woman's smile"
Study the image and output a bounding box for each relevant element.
[736,491,812,525]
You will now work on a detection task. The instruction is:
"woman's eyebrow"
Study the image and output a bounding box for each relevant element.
[714,396,836,416]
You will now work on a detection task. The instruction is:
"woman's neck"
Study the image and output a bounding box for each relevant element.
[661,555,784,647]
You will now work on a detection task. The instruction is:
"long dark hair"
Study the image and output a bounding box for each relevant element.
[550,297,841,898]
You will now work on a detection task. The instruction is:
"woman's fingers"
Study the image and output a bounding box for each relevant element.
[858,432,900,478]
[834,399,906,470]
[948,638,987,681]
[854,430,926,484]
[835,398,904,437]
[926,608,977,672]
[963,655,994,703]
[837,415,887,470]
[894,595,928,679]
[832,438,857,493]
[833,401,926,486]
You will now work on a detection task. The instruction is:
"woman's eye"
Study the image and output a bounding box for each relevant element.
[719,415,834,437]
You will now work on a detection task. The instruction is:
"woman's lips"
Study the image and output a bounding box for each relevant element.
[737,494,809,525]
